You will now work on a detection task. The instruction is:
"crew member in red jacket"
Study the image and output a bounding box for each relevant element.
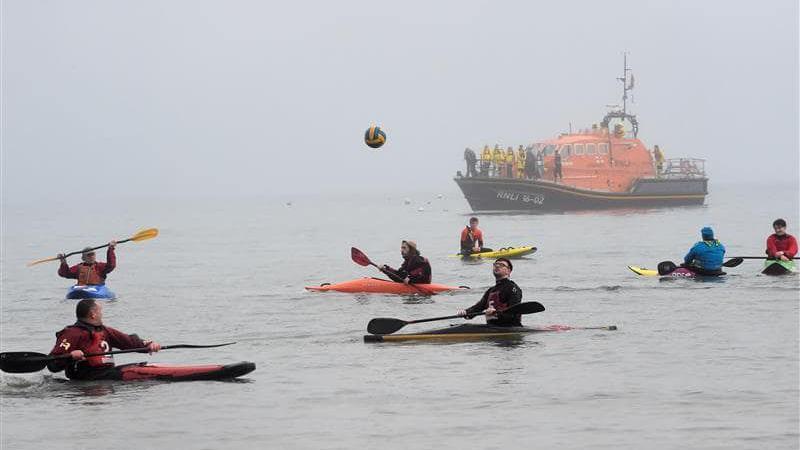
[766,218,797,261]
[47,299,160,380]
[380,240,432,284]
[58,242,117,285]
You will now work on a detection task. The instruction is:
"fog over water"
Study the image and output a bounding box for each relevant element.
[2,0,798,202]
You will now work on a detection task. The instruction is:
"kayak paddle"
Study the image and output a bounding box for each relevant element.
[350,247,434,295]
[367,301,545,335]
[27,227,159,267]
[0,342,235,374]
[724,257,793,268]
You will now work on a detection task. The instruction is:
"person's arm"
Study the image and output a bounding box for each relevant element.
[47,329,85,373]
[786,236,798,259]
[105,327,160,353]
[684,244,698,265]
[58,257,78,279]
[380,265,404,283]
[103,244,116,275]
[462,291,490,318]
[766,235,778,257]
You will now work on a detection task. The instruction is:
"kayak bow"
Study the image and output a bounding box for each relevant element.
[66,284,116,300]
[762,259,797,276]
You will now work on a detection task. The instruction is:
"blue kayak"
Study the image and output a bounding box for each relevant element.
[66,284,116,300]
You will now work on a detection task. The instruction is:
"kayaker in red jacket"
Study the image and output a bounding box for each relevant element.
[457,257,523,326]
[47,299,161,380]
[58,242,117,285]
[380,240,432,284]
[766,218,798,261]
[460,217,493,255]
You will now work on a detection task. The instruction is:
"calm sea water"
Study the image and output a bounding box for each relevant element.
[1,183,798,449]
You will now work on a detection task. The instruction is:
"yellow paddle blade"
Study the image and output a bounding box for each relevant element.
[130,228,159,242]
[26,256,61,267]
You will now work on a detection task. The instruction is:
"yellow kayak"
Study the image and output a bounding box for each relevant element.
[627,265,659,277]
[452,246,537,259]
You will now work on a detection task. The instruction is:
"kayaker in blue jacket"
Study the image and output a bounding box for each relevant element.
[683,227,726,275]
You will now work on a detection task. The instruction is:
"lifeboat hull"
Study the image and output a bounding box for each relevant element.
[454,177,707,212]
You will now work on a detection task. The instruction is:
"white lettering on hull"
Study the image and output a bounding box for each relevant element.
[496,190,545,205]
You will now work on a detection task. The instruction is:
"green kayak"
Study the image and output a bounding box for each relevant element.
[762,259,797,276]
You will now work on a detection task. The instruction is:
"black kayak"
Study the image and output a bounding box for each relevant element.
[60,361,257,382]
[364,323,617,343]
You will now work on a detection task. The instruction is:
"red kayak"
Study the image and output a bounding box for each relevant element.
[114,361,255,381]
[305,277,468,295]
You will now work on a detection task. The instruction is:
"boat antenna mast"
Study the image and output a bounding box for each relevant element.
[602,51,639,137]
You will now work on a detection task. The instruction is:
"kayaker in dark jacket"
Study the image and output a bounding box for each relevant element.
[48,299,161,380]
[766,218,798,261]
[457,258,522,326]
[380,240,432,284]
[58,242,117,285]
[683,227,726,275]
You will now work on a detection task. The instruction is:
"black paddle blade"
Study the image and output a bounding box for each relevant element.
[513,301,545,315]
[367,318,408,335]
[0,352,52,374]
[723,257,744,268]
[657,261,678,275]
[351,247,372,267]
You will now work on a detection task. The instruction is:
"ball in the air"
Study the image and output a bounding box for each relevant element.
[364,125,386,149]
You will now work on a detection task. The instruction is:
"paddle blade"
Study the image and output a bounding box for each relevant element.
[657,261,678,275]
[0,352,51,374]
[367,318,408,335]
[351,247,373,267]
[26,256,60,267]
[512,301,546,315]
[131,228,159,242]
[723,257,744,268]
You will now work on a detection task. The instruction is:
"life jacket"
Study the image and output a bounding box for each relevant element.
[505,150,515,163]
[481,149,492,161]
[493,150,504,163]
[78,263,104,285]
[85,328,115,367]
[516,150,526,168]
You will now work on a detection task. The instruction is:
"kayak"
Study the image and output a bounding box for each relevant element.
[305,278,468,295]
[762,259,797,276]
[66,284,116,300]
[116,361,255,381]
[453,246,537,259]
[627,265,725,278]
[364,323,617,342]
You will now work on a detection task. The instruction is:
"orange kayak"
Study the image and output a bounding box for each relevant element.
[305,277,468,295]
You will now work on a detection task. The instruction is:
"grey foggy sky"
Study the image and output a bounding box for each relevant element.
[2,0,798,202]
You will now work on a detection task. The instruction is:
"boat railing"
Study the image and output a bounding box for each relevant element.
[659,158,706,179]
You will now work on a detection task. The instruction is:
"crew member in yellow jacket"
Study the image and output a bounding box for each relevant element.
[516,145,526,179]
[480,145,492,176]
[492,145,505,177]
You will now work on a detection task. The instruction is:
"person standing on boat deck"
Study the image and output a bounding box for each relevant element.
[464,147,478,177]
[553,149,563,182]
[536,149,545,178]
[516,145,526,179]
[683,227,726,275]
[480,146,492,176]
[492,145,504,177]
[653,145,665,176]
[47,299,161,380]
[766,218,797,261]
[58,242,117,286]
[460,217,494,255]
[505,147,516,178]
[456,258,522,326]
[380,240,432,284]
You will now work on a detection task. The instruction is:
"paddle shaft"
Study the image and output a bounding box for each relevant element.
[12,343,236,363]
[61,238,132,259]
[729,256,792,260]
